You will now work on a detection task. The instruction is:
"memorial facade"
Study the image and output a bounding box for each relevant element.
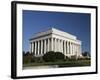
[29,28,82,58]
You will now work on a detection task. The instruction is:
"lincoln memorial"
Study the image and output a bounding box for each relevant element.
[29,28,82,58]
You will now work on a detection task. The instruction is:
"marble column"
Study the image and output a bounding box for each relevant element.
[41,40,43,55]
[64,40,66,55]
[77,45,78,55]
[78,45,81,56]
[68,42,70,54]
[80,45,82,55]
[54,38,56,52]
[32,42,34,53]
[76,45,79,57]
[69,42,70,54]
[74,44,76,55]
[76,44,78,55]
[63,40,64,53]
[70,42,72,54]
[53,38,55,52]
[44,39,46,54]
[66,41,67,54]
[48,38,49,52]
[61,40,63,53]
[56,39,58,51]
[57,39,58,51]
[77,45,79,56]
[35,41,37,56]
[73,43,75,55]
[59,40,61,52]
[31,42,33,53]
[51,38,53,51]
[58,39,61,52]
[66,41,68,54]
[71,43,73,55]
[37,41,40,55]
[59,40,62,52]
[30,42,32,53]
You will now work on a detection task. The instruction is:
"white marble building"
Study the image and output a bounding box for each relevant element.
[29,28,82,58]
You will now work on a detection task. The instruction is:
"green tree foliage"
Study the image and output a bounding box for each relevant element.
[43,51,65,62]
[23,51,33,64]
[82,51,90,57]
[54,52,65,60]
[23,51,44,64]
[23,51,25,56]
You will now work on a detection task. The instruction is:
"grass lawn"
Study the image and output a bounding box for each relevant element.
[23,59,90,68]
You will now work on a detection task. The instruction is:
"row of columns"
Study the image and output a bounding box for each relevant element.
[30,37,81,57]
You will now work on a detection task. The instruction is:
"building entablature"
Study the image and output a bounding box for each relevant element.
[30,28,77,40]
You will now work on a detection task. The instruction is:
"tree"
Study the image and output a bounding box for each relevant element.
[25,51,30,56]
[82,52,90,57]
[23,51,33,64]
[54,52,65,60]
[43,51,65,62]
[43,51,55,62]
[23,51,25,56]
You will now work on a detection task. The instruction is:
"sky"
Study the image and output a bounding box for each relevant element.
[23,10,90,53]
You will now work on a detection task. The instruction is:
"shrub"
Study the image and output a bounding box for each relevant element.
[43,51,65,62]
[34,57,44,63]
[70,55,77,60]
[54,52,65,60]
[63,56,70,61]
[23,55,32,64]
[23,52,33,64]
[43,51,55,62]
[82,52,90,57]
